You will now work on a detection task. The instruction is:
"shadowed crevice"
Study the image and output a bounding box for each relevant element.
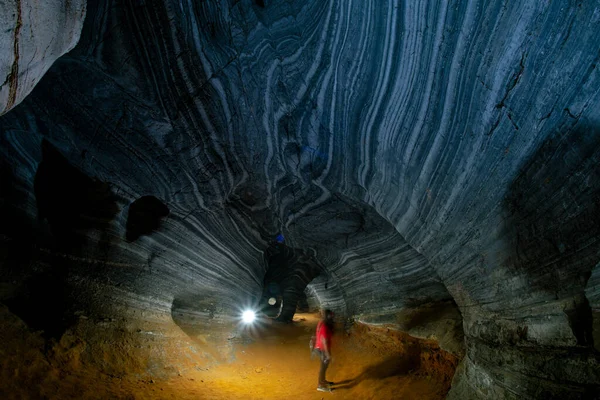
[502,122,600,347]
[34,139,119,248]
[125,196,170,242]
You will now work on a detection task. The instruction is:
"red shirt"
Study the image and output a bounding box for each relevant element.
[314,321,332,351]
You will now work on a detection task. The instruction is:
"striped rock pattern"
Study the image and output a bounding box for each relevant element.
[1,0,600,398]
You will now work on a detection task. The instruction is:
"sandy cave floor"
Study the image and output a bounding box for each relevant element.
[1,310,457,400]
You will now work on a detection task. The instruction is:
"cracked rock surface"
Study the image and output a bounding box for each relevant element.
[0,0,86,115]
[1,1,600,398]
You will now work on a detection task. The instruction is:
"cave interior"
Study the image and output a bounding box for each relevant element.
[1,0,600,399]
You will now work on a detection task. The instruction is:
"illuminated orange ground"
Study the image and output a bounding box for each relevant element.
[1,309,457,399]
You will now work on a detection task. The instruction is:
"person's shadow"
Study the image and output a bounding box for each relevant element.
[333,347,420,390]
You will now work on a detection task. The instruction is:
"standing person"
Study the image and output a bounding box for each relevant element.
[314,309,335,392]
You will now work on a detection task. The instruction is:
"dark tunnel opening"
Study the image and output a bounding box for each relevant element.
[3,140,120,340]
[261,242,323,321]
[34,139,119,249]
[125,195,170,242]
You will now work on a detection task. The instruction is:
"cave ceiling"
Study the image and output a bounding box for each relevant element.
[0,0,599,354]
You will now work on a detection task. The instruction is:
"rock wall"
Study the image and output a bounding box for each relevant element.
[0,0,86,115]
[1,0,600,398]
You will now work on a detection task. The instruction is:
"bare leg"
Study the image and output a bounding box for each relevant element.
[318,350,330,386]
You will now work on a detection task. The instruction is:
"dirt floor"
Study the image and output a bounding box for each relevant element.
[0,308,458,399]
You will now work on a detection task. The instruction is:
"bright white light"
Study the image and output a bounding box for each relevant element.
[268,297,276,305]
[242,310,256,323]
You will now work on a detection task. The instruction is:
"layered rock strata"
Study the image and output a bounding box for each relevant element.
[1,0,600,398]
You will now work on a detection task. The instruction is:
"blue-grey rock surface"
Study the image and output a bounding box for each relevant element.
[0,0,87,115]
[1,0,600,398]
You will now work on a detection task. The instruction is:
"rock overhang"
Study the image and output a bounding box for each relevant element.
[1,0,600,397]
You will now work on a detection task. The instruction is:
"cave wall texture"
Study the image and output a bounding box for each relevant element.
[0,0,87,115]
[1,0,600,398]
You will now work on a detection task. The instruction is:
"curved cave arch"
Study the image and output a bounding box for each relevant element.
[0,0,599,398]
